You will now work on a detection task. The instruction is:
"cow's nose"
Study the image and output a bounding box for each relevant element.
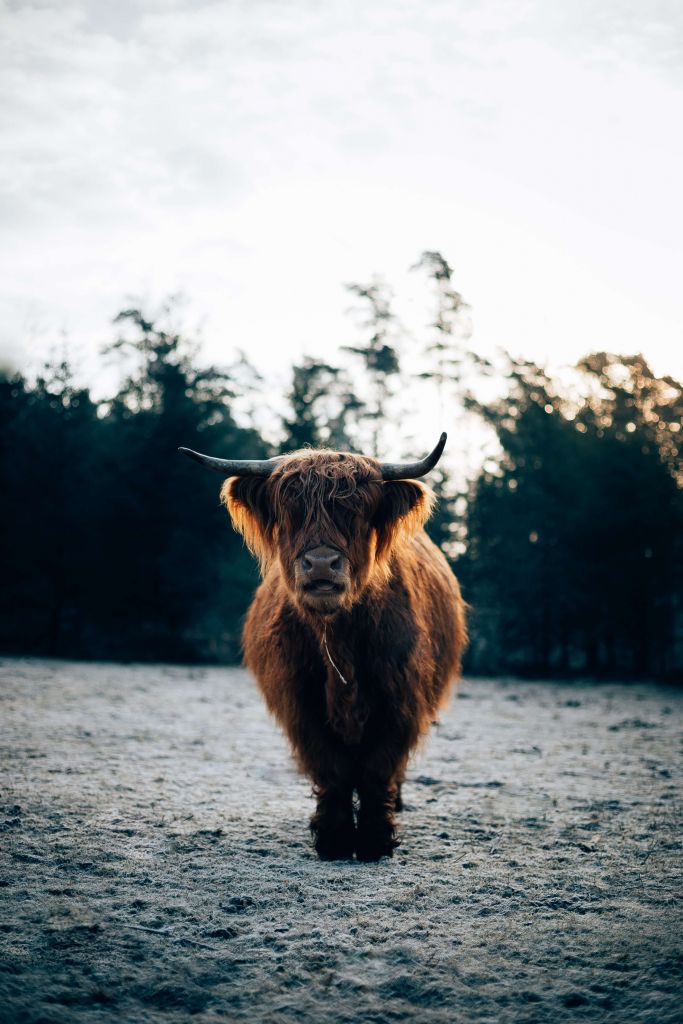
[301,546,343,578]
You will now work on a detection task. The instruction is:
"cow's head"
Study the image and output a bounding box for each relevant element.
[179,435,446,616]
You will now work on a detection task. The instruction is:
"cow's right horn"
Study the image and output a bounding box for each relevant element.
[379,433,447,480]
[178,448,283,476]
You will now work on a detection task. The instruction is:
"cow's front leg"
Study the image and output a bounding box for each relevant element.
[356,775,400,861]
[283,683,357,860]
[310,781,355,860]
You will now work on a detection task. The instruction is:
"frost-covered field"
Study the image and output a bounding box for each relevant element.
[1,659,681,1023]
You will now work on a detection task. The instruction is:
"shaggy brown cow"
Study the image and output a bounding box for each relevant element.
[180,435,467,860]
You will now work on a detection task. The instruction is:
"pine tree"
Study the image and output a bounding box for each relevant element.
[343,279,401,455]
[281,357,359,452]
[462,353,682,677]
[411,250,473,418]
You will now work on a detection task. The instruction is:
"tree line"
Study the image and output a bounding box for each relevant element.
[1,254,681,678]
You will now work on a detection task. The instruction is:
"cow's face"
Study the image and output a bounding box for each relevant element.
[223,451,433,615]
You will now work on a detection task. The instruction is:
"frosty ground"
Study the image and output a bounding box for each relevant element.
[1,660,681,1023]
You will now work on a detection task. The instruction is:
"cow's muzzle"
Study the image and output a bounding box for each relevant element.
[297,545,349,606]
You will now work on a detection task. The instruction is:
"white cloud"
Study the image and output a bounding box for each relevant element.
[0,0,681,391]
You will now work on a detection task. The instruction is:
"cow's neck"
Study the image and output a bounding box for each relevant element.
[305,608,358,671]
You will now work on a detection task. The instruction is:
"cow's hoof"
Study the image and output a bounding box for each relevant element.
[356,839,395,862]
[355,821,397,862]
[316,840,355,861]
[311,814,355,860]
[313,830,356,860]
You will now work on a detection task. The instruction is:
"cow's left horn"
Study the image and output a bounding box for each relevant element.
[379,433,447,480]
[178,448,282,476]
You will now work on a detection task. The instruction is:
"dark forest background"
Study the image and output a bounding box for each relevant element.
[2,252,681,678]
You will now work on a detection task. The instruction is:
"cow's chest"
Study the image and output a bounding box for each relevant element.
[291,609,405,747]
[323,665,368,745]
[316,627,373,745]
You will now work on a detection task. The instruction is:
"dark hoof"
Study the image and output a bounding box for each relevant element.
[317,835,358,860]
[316,837,355,861]
[310,815,355,861]
[355,820,397,862]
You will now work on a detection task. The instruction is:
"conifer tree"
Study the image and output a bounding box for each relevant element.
[343,279,401,455]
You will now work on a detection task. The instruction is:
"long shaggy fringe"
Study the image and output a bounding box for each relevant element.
[221,449,435,579]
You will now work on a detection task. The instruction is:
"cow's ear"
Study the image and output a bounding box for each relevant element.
[373,480,435,563]
[221,476,275,570]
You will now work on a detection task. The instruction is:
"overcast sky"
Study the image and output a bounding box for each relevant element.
[1,0,682,399]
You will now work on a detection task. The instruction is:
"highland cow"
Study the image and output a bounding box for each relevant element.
[180,434,467,860]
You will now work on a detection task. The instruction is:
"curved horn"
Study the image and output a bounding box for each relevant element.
[379,432,447,481]
[178,447,283,477]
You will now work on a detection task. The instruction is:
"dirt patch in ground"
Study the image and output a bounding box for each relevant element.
[1,659,681,1022]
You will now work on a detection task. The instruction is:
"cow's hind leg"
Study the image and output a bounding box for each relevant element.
[310,784,355,860]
